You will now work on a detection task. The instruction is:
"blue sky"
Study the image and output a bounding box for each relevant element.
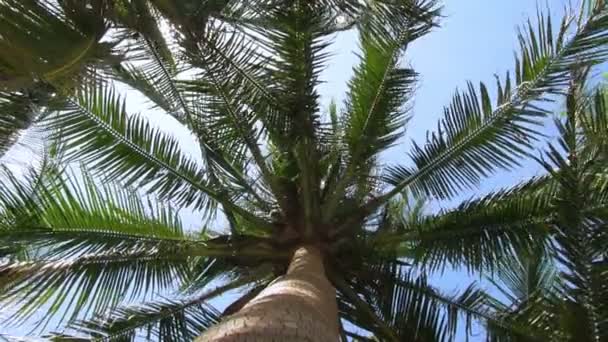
[2,0,593,339]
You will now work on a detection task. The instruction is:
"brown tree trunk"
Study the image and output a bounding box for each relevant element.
[197,245,340,341]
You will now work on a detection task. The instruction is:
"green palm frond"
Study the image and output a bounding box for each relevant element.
[371,177,555,272]
[107,0,196,126]
[0,0,111,90]
[180,77,268,191]
[0,166,193,254]
[63,298,220,341]
[481,69,608,342]
[485,250,561,341]
[48,275,265,341]
[535,81,608,341]
[0,163,280,330]
[580,88,608,160]
[490,251,560,307]
[373,5,608,205]
[258,3,333,235]
[325,35,415,218]
[262,3,330,143]
[46,82,267,224]
[109,0,175,67]
[0,0,117,156]
[0,166,200,327]
[108,42,182,122]
[109,4,276,210]
[371,274,487,341]
[323,0,439,220]
[0,251,193,329]
[336,262,502,342]
[0,88,49,157]
[162,4,279,122]
[481,58,608,342]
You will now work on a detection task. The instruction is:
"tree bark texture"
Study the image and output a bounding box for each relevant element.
[197,245,340,341]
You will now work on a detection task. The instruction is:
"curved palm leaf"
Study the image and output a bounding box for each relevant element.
[50,280,247,341]
[487,66,608,342]
[0,0,115,157]
[323,0,439,221]
[534,77,608,342]
[46,82,268,225]
[0,166,199,327]
[371,177,557,272]
[0,89,48,158]
[0,164,282,330]
[0,0,110,90]
[335,261,510,341]
[485,250,562,341]
[355,5,608,217]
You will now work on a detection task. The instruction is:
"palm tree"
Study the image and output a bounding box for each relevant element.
[485,70,608,342]
[1,0,608,340]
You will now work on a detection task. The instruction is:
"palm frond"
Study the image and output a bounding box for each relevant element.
[0,165,192,255]
[261,2,330,142]
[159,4,280,122]
[332,274,399,341]
[323,0,439,220]
[535,79,608,341]
[46,82,267,226]
[107,11,272,213]
[372,177,555,272]
[0,0,110,90]
[0,88,49,157]
[257,3,333,235]
[0,164,282,331]
[338,262,510,341]
[180,76,274,206]
[581,88,608,159]
[65,299,219,341]
[108,49,182,120]
[109,0,175,67]
[485,250,562,341]
[0,251,193,328]
[0,166,202,328]
[0,0,115,156]
[107,0,192,124]
[372,5,608,206]
[51,275,265,341]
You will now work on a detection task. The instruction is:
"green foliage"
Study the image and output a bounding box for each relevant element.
[49,84,215,206]
[323,0,438,221]
[485,70,608,342]
[0,0,110,90]
[372,177,556,273]
[485,250,563,341]
[1,0,608,340]
[0,0,114,156]
[0,164,202,327]
[0,88,49,157]
[65,299,219,341]
[381,7,608,201]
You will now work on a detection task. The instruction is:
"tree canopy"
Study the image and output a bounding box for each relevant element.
[0,0,607,340]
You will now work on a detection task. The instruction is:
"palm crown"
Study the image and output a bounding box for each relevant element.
[0,0,607,340]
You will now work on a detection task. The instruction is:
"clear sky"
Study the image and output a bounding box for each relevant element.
[2,0,589,340]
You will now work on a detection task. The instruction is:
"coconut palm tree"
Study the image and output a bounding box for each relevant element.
[1,0,608,340]
[485,71,608,342]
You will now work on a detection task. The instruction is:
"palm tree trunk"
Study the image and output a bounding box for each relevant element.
[197,245,340,341]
